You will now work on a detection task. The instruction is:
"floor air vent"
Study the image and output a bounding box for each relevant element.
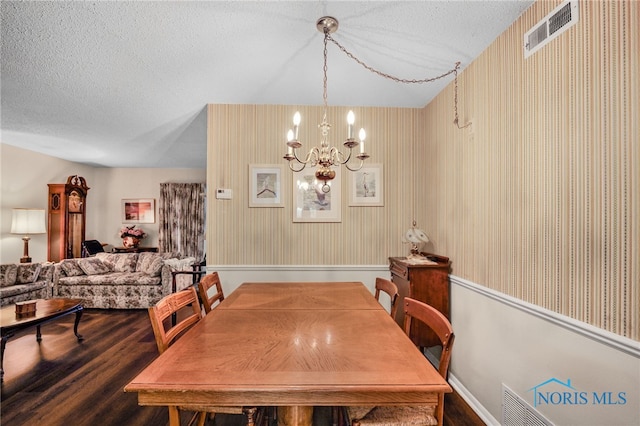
[502,384,553,426]
[524,0,579,58]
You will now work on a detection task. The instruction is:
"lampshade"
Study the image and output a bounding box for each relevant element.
[11,209,46,234]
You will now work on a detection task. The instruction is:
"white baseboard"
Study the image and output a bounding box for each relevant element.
[448,373,497,425]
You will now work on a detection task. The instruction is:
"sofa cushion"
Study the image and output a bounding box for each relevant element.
[60,259,85,277]
[0,281,48,298]
[16,263,42,284]
[0,264,18,287]
[136,252,164,277]
[57,271,162,286]
[163,257,196,271]
[96,253,138,272]
[161,251,182,260]
[40,263,55,281]
[77,258,111,275]
[54,279,164,309]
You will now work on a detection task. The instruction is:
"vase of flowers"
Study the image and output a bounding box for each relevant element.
[120,225,146,248]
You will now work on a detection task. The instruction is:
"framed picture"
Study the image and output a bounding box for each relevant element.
[293,168,341,222]
[249,164,284,207]
[122,199,155,223]
[349,164,384,206]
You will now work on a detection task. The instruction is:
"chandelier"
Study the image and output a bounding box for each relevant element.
[284,17,368,193]
[284,16,468,193]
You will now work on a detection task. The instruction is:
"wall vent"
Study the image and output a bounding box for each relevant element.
[502,384,553,426]
[524,0,579,58]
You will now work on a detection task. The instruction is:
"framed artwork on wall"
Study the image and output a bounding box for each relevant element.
[122,199,155,223]
[249,164,284,207]
[293,168,341,222]
[349,164,384,206]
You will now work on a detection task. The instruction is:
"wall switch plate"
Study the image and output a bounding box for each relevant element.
[216,188,233,199]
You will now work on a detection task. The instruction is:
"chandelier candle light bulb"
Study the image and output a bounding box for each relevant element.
[293,111,301,140]
[347,110,354,139]
[287,129,294,155]
[359,128,366,154]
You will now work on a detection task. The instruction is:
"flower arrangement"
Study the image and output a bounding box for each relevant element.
[119,225,146,239]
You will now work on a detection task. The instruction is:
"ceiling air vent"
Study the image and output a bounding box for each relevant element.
[524,0,579,58]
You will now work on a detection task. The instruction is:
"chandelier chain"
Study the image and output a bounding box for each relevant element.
[453,65,472,129]
[326,34,459,84]
[285,14,472,192]
[323,29,330,112]
[326,33,469,129]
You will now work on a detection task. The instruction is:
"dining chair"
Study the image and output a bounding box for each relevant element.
[374,277,399,318]
[197,271,225,314]
[148,287,262,426]
[148,287,203,355]
[170,261,207,293]
[81,239,105,257]
[347,297,455,426]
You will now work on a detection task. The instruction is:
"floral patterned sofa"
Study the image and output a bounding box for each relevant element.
[53,252,194,309]
[0,262,54,307]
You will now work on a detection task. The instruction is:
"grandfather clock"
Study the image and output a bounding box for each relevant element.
[47,175,90,262]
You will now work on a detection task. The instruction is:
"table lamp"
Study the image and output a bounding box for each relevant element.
[11,208,46,263]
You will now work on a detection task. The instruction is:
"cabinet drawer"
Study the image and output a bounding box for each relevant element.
[390,262,408,279]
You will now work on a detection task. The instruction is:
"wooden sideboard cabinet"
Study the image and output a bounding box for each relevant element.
[389,255,452,348]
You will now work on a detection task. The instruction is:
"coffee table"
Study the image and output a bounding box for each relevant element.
[0,298,84,381]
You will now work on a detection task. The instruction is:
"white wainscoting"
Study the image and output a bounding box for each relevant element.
[209,263,390,308]
[449,275,640,426]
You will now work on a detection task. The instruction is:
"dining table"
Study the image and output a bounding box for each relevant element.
[125,281,451,426]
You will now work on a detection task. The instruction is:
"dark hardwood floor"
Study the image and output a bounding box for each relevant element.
[1,309,485,426]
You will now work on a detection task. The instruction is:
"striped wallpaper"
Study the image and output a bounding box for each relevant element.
[207,104,421,266]
[207,0,638,340]
[420,0,638,340]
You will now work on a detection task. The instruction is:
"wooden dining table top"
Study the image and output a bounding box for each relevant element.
[125,281,451,408]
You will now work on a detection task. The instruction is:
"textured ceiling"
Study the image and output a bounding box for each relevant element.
[1,1,533,168]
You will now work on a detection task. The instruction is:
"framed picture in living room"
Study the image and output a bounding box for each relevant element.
[122,199,155,223]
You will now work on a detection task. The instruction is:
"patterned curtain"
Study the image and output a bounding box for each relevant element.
[158,183,206,260]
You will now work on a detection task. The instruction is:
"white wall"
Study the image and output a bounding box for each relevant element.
[450,277,640,426]
[92,168,205,248]
[1,144,96,263]
[0,144,205,263]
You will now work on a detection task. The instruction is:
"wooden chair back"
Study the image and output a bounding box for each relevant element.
[148,287,202,354]
[403,297,455,425]
[198,272,225,314]
[374,277,399,318]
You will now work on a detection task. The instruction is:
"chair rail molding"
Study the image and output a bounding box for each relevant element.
[451,275,640,358]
